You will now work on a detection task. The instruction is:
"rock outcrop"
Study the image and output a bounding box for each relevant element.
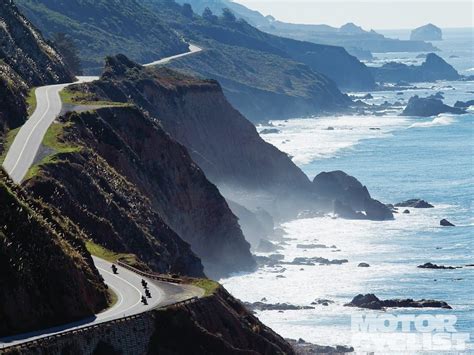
[395,199,434,208]
[418,263,458,270]
[454,100,474,109]
[148,286,296,354]
[0,1,73,142]
[344,294,452,310]
[402,95,466,117]
[312,171,394,220]
[440,219,455,227]
[371,53,460,83]
[0,170,109,337]
[411,24,443,41]
[26,107,255,278]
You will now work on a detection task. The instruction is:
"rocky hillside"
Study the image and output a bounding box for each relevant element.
[25,106,255,278]
[0,169,109,337]
[148,286,296,354]
[69,56,393,224]
[76,56,310,193]
[0,0,73,146]
[16,0,188,71]
[17,0,355,122]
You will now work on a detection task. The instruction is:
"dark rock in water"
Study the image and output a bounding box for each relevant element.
[397,92,404,95]
[345,293,452,310]
[257,239,281,253]
[326,126,335,131]
[287,338,354,354]
[371,53,460,83]
[244,302,314,311]
[395,199,434,208]
[440,219,455,227]
[362,93,373,99]
[297,243,329,249]
[428,92,445,100]
[313,171,393,221]
[450,55,459,59]
[284,257,348,266]
[401,95,466,117]
[358,263,370,267]
[403,209,410,214]
[311,298,335,306]
[454,100,474,109]
[333,200,366,220]
[269,254,285,261]
[259,128,281,134]
[364,198,394,221]
[411,24,443,41]
[418,262,458,270]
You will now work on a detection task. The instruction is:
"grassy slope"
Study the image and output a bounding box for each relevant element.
[16,0,189,72]
[25,122,81,180]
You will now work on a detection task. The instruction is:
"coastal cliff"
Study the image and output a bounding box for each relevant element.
[25,106,255,278]
[0,170,109,337]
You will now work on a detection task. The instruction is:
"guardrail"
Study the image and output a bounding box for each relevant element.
[0,261,201,353]
[0,292,200,353]
[116,259,182,284]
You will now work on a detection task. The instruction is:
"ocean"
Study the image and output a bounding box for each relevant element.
[220,28,473,353]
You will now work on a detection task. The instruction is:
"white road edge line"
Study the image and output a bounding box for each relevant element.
[9,86,51,176]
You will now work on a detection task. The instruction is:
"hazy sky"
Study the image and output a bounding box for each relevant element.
[233,1,473,30]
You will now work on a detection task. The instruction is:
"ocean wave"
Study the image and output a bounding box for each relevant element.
[409,116,456,128]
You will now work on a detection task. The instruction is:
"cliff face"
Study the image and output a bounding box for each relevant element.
[0,1,73,146]
[0,63,28,136]
[75,57,311,194]
[0,170,108,337]
[26,106,255,278]
[148,286,295,355]
[0,1,73,86]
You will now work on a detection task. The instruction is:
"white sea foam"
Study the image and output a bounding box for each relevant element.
[258,115,410,165]
[409,115,457,128]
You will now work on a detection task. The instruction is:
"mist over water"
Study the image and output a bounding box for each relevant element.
[221,29,474,350]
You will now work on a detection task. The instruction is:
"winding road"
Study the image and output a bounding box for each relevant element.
[0,43,204,348]
[2,43,202,184]
[0,257,204,348]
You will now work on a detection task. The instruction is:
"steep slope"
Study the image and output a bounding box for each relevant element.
[16,0,188,72]
[0,169,109,337]
[78,56,311,192]
[17,0,353,122]
[68,56,393,222]
[25,105,255,278]
[0,1,72,148]
[0,1,72,86]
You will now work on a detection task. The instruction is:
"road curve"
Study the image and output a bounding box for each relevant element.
[1,43,205,348]
[2,43,202,184]
[0,257,203,348]
[2,76,98,184]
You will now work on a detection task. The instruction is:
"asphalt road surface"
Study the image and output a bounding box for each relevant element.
[0,257,203,348]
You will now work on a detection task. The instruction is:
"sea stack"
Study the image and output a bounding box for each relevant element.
[411,24,443,41]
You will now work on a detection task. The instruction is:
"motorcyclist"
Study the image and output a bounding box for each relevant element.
[141,295,148,305]
[111,264,118,274]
